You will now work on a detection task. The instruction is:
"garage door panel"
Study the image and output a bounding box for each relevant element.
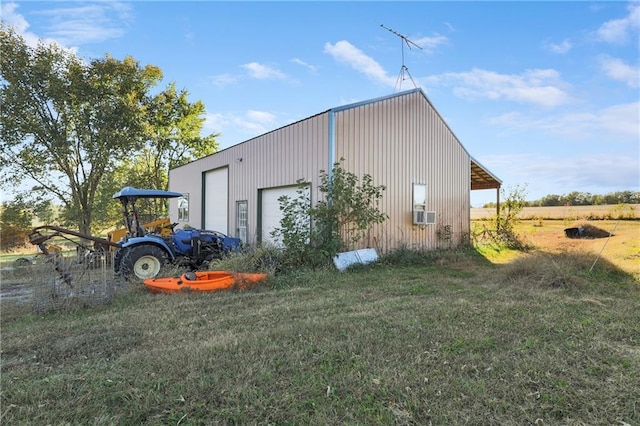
[204,168,228,233]
[261,185,310,246]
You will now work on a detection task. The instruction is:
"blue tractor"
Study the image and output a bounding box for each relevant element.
[112,187,241,281]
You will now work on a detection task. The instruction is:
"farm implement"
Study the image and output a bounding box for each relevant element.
[28,225,120,288]
[28,187,242,288]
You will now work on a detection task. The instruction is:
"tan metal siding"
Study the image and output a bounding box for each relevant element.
[170,89,473,252]
[335,91,470,251]
[169,113,329,243]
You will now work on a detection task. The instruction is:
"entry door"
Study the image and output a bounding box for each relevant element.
[204,167,228,233]
[236,200,248,244]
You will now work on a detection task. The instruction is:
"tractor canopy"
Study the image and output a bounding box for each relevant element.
[113,187,183,200]
[113,187,183,239]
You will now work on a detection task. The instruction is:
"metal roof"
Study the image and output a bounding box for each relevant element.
[471,157,502,190]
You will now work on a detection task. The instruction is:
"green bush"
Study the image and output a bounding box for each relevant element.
[0,225,28,251]
[271,160,387,269]
[476,184,531,250]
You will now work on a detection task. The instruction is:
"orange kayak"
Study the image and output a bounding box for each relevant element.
[143,271,268,294]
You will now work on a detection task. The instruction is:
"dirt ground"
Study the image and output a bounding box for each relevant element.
[514,220,640,279]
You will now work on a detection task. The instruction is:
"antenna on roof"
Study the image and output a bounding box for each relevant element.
[380,24,423,91]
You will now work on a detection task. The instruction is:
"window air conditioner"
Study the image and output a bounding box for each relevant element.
[413,210,436,225]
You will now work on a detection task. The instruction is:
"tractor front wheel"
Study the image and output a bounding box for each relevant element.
[120,245,169,281]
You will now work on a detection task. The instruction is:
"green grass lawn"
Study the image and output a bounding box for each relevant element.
[1,248,639,425]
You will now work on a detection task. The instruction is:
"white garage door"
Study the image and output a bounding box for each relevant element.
[261,184,310,246]
[204,167,228,233]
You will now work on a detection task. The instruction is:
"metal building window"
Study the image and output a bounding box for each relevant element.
[178,194,189,222]
[413,183,426,210]
[412,183,435,225]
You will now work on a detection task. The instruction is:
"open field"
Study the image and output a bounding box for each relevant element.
[474,219,640,279]
[471,204,640,220]
[1,221,639,425]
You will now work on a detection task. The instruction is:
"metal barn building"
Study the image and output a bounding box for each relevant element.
[168,88,501,252]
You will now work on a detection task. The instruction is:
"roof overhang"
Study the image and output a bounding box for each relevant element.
[471,158,501,190]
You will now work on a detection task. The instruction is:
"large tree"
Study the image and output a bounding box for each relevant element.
[0,25,160,235]
[0,25,218,235]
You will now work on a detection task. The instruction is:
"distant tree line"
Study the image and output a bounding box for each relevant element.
[482,190,640,208]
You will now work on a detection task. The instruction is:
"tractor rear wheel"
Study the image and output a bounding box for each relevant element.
[120,245,169,281]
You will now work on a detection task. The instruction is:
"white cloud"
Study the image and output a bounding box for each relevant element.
[204,110,279,145]
[1,2,28,33]
[544,38,572,54]
[598,55,640,88]
[34,2,132,46]
[245,110,276,125]
[290,58,318,73]
[596,102,640,139]
[203,112,228,133]
[379,25,447,52]
[324,40,396,87]
[595,2,640,44]
[1,2,61,49]
[213,63,295,87]
[209,73,239,87]
[489,101,640,142]
[1,1,131,49]
[242,62,286,80]
[412,34,448,52]
[426,68,571,107]
[483,153,639,192]
[231,110,278,138]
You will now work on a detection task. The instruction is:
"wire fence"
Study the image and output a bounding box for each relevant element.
[1,250,131,314]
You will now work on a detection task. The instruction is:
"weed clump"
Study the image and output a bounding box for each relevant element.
[208,245,285,275]
[473,185,534,251]
[381,245,480,268]
[499,251,587,290]
[496,250,637,295]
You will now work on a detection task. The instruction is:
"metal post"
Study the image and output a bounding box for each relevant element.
[496,188,501,230]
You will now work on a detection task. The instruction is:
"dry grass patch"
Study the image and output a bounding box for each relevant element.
[482,219,639,279]
[471,204,640,220]
[496,250,631,291]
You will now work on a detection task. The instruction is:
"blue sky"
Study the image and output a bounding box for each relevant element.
[2,1,639,206]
